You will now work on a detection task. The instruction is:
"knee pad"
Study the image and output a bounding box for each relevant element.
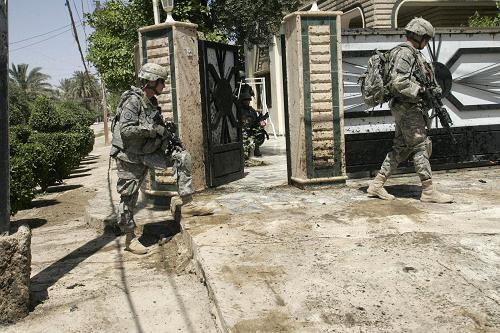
[172,150,192,173]
[425,137,432,158]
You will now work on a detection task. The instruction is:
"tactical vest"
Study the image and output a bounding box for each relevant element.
[111,88,163,155]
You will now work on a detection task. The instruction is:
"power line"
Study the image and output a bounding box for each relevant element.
[9,22,78,45]
[72,0,83,22]
[10,26,80,52]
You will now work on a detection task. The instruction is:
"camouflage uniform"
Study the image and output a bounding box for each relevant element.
[368,17,453,203]
[378,44,436,181]
[241,103,261,157]
[110,86,193,233]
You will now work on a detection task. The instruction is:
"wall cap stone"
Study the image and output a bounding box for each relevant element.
[139,21,198,33]
[283,10,343,23]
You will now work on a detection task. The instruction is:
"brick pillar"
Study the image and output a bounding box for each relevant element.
[138,22,205,205]
[283,11,347,188]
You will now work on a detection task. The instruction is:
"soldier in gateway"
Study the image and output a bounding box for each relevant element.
[367,18,454,204]
[110,62,213,255]
[239,87,269,159]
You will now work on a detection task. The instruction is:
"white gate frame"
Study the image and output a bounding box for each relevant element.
[237,77,278,139]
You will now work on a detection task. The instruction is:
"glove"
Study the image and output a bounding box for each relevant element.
[155,125,166,137]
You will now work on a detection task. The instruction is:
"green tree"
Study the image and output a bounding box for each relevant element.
[9,63,52,95]
[58,78,74,98]
[8,83,31,125]
[211,0,302,46]
[468,2,500,27]
[86,0,222,92]
[66,71,100,109]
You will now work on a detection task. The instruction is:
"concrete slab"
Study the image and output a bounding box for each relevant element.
[182,137,500,333]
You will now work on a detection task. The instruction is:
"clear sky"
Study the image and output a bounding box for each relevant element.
[8,0,98,86]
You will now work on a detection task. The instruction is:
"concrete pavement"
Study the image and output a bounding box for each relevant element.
[86,135,500,333]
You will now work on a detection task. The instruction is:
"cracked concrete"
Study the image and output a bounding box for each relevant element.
[7,126,499,333]
[182,138,500,333]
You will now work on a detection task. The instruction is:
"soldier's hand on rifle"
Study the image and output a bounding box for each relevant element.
[430,85,442,97]
[154,124,166,137]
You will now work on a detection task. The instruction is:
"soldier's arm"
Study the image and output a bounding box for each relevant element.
[119,95,158,139]
[429,62,443,95]
[389,48,422,102]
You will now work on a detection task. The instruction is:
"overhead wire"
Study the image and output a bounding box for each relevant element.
[9,21,80,45]
[10,24,81,53]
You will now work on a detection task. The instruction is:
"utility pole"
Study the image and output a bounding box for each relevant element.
[0,0,10,234]
[65,0,88,75]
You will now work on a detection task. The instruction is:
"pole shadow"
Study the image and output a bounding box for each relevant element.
[29,232,118,308]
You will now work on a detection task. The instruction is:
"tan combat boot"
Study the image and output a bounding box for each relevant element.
[125,232,148,255]
[367,173,395,200]
[420,179,454,203]
[170,195,214,218]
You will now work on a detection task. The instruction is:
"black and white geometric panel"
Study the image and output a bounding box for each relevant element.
[342,39,500,117]
[446,48,500,111]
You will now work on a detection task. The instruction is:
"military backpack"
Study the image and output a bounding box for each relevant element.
[359,44,416,108]
[359,49,393,108]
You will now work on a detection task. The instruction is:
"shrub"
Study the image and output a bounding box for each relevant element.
[9,125,32,156]
[9,83,31,126]
[28,132,80,190]
[10,155,37,215]
[20,142,55,192]
[71,125,96,158]
[29,95,61,132]
[56,99,97,129]
[468,2,500,27]
[9,104,31,126]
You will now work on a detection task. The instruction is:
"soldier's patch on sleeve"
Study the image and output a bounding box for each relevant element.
[122,110,135,121]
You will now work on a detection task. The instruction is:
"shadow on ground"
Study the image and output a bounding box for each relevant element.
[10,218,47,233]
[44,184,83,194]
[359,184,421,199]
[30,231,118,309]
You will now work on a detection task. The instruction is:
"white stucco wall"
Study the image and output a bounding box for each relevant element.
[342,29,500,134]
[247,28,500,136]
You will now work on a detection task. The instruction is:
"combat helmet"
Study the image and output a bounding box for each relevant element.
[405,17,435,38]
[239,91,253,101]
[138,63,168,81]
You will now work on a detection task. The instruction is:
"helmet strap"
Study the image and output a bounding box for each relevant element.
[143,79,162,95]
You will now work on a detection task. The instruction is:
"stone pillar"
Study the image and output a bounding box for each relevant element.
[138,22,205,204]
[0,225,31,323]
[283,11,347,188]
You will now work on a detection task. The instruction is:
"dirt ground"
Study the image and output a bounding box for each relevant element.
[4,124,220,333]
[4,125,500,333]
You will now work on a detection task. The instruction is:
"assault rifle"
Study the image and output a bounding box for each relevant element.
[414,68,457,144]
[151,104,183,156]
[163,121,183,156]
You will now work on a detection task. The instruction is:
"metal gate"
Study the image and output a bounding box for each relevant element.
[199,40,244,187]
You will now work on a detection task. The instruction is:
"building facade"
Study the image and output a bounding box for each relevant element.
[247,0,500,136]
[312,0,499,29]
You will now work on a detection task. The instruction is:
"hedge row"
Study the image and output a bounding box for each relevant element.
[9,96,95,215]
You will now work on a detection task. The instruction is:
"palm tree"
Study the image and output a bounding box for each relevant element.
[58,78,74,98]
[66,71,100,109]
[9,63,52,95]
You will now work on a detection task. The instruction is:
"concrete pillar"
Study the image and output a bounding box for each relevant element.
[138,22,205,204]
[0,225,31,323]
[283,11,347,188]
[269,35,286,136]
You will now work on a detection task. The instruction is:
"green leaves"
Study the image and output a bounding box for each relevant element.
[9,63,52,95]
[211,0,301,46]
[86,0,153,92]
[468,2,500,27]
